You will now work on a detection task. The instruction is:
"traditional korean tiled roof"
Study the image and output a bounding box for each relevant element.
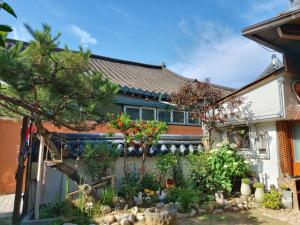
[89,54,235,96]
[257,54,284,80]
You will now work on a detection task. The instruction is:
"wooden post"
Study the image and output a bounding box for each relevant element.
[34,136,45,220]
[22,122,34,215]
[12,116,30,225]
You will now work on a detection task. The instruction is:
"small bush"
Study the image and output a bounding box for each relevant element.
[241,178,250,184]
[279,184,289,190]
[261,190,282,209]
[167,186,199,213]
[253,182,264,188]
[100,187,117,206]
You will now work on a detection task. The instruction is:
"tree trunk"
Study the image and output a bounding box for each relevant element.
[33,118,100,200]
[123,139,129,177]
[139,145,148,182]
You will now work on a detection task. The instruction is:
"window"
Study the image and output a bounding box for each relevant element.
[172,111,185,124]
[227,126,250,149]
[125,106,140,120]
[187,112,199,125]
[142,108,155,121]
[157,110,171,123]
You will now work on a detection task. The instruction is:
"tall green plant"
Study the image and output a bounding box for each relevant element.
[207,142,250,193]
[154,153,177,184]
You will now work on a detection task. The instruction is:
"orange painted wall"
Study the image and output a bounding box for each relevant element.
[0,119,21,194]
[44,122,202,136]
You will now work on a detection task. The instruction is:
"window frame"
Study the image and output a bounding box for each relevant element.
[124,105,141,121]
[141,107,156,121]
[171,110,186,125]
[157,109,171,123]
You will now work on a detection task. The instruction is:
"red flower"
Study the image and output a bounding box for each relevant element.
[118,121,124,126]
[117,117,121,121]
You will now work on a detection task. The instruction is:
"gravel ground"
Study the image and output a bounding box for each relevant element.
[258,208,300,225]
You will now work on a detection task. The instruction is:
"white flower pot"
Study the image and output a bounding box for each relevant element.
[255,188,264,203]
[282,190,293,209]
[240,183,251,196]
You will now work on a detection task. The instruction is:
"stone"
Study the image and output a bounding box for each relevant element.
[120,218,132,225]
[156,202,165,208]
[128,214,136,223]
[191,202,200,209]
[213,209,224,214]
[237,203,244,210]
[131,206,138,215]
[224,205,233,212]
[103,215,117,224]
[197,209,207,215]
[240,195,248,202]
[115,214,129,221]
[232,207,240,212]
[244,205,249,210]
[101,205,112,214]
[111,223,120,225]
[144,207,177,225]
[177,213,189,218]
[189,209,197,217]
[136,213,145,221]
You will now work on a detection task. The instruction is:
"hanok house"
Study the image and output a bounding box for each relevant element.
[0,45,233,208]
[214,0,300,210]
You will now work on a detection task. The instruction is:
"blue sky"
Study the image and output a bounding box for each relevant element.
[1,0,290,88]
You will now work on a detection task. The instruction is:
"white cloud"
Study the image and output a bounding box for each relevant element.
[243,0,289,23]
[9,25,31,42]
[170,21,281,88]
[70,25,97,46]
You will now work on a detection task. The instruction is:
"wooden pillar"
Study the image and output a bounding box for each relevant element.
[34,136,45,220]
[277,121,293,176]
[12,117,30,225]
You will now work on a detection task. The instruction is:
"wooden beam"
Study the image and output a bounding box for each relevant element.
[12,116,30,225]
[34,136,45,220]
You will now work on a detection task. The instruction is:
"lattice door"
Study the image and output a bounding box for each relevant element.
[277,121,293,176]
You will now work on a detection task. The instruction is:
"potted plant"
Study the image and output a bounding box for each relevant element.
[253,182,265,203]
[241,178,251,196]
[280,184,293,209]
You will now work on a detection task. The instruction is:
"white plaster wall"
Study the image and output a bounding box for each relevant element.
[242,122,280,189]
[28,156,191,210]
[241,77,283,121]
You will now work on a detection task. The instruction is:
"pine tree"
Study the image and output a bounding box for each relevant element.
[0,24,118,194]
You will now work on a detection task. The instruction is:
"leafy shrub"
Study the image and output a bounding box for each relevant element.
[207,142,250,193]
[279,184,289,190]
[82,143,119,182]
[120,169,141,202]
[154,153,177,183]
[167,186,200,213]
[140,172,160,191]
[253,182,264,188]
[261,190,282,209]
[100,187,117,206]
[241,178,250,184]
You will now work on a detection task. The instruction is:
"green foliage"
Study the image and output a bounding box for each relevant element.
[0,1,16,46]
[279,184,289,190]
[0,24,118,128]
[253,182,264,188]
[100,187,117,206]
[154,153,177,183]
[261,190,282,209]
[40,197,74,219]
[207,142,250,193]
[82,143,119,182]
[172,153,184,187]
[120,169,141,202]
[241,178,250,184]
[140,172,160,191]
[167,186,200,213]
